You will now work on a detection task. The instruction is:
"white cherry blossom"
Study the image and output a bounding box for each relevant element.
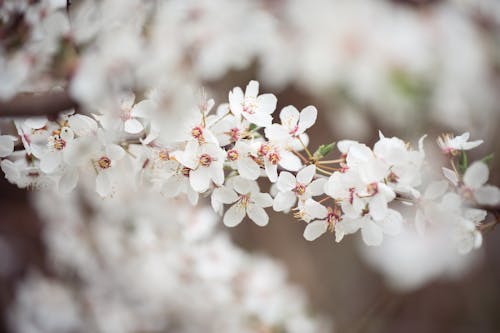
[212,177,273,227]
[175,141,225,193]
[437,132,483,155]
[273,165,325,212]
[228,80,277,127]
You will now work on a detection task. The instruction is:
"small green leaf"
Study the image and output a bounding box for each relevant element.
[314,142,336,159]
[458,150,468,174]
[481,153,494,166]
[248,123,258,131]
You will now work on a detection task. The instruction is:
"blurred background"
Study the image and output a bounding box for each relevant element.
[1,0,500,332]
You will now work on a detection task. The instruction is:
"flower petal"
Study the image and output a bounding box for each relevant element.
[223,203,246,227]
[361,220,383,246]
[273,191,296,212]
[296,165,316,185]
[257,94,277,115]
[247,205,269,226]
[277,171,296,191]
[124,118,144,134]
[303,220,328,241]
[298,106,317,133]
[463,161,489,189]
[475,185,500,206]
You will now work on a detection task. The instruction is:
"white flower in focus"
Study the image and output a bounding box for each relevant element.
[212,177,273,227]
[257,142,302,182]
[462,161,500,206]
[437,132,483,155]
[228,80,277,127]
[273,165,325,212]
[302,200,340,242]
[373,132,426,197]
[264,105,317,149]
[175,141,225,193]
[225,141,261,180]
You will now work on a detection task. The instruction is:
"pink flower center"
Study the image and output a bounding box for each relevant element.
[226,149,239,161]
[98,156,112,169]
[181,167,191,177]
[53,138,66,150]
[258,143,271,156]
[268,152,280,165]
[191,126,204,142]
[293,183,306,196]
[199,153,212,167]
[366,182,378,196]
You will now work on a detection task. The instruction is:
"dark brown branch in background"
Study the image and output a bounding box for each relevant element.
[0,91,78,118]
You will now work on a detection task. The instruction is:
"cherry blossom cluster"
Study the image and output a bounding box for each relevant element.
[1,80,499,254]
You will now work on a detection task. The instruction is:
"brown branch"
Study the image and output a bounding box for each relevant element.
[0,90,78,118]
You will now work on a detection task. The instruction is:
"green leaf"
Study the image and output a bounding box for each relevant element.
[313,142,336,160]
[248,123,258,131]
[481,153,494,166]
[458,150,468,174]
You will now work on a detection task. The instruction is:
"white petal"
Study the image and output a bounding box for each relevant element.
[279,150,301,171]
[257,94,277,115]
[246,112,272,128]
[475,185,500,206]
[24,117,47,129]
[303,220,328,241]
[233,177,259,194]
[308,178,326,196]
[361,221,383,246]
[296,164,316,185]
[303,199,328,221]
[279,106,299,128]
[228,87,244,115]
[273,191,296,212]
[463,161,489,189]
[124,118,144,134]
[213,186,238,204]
[245,80,259,98]
[265,161,278,183]
[40,152,61,173]
[190,167,211,193]
[369,195,388,221]
[253,193,273,207]
[238,157,260,180]
[106,144,125,161]
[247,205,269,226]
[298,106,317,133]
[277,171,296,191]
[223,203,246,227]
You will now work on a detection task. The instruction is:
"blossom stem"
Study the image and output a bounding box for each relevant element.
[318,159,344,164]
[298,136,313,159]
[291,149,309,164]
[316,166,332,176]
